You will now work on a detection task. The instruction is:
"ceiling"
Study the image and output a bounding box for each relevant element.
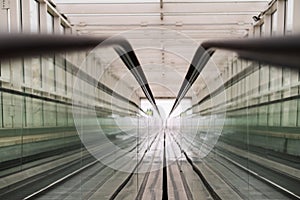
[53,0,270,99]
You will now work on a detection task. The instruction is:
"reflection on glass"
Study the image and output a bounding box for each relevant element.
[16,0,22,32]
[29,0,39,33]
[0,55,77,177]
[45,56,55,91]
[47,12,54,34]
[260,23,265,36]
[171,47,300,198]
[285,0,293,34]
[60,24,65,34]
[271,10,278,36]
[31,57,41,88]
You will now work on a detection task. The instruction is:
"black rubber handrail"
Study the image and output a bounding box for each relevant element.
[202,35,300,69]
[0,34,159,115]
[169,35,300,116]
[169,46,214,116]
[114,46,160,115]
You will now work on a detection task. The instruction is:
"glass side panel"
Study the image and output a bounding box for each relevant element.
[0,44,160,189]
[170,51,300,199]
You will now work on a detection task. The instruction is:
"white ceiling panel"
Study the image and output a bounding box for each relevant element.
[53,0,269,99]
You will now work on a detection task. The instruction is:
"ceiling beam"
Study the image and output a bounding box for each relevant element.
[56,2,267,14]
[67,15,253,26]
[78,31,247,39]
[74,24,252,31]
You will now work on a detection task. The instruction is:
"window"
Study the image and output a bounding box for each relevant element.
[260,23,265,37]
[60,23,65,34]
[47,57,56,91]
[30,0,40,33]
[271,10,278,36]
[16,0,22,32]
[47,12,54,34]
[31,57,42,88]
[285,0,293,34]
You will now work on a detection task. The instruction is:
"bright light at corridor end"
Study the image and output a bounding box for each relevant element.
[72,28,226,173]
[141,98,192,123]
